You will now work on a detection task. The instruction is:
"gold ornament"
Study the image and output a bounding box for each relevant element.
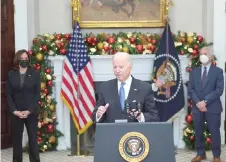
[36,53,44,61]
[40,82,46,90]
[122,47,129,53]
[49,104,55,111]
[47,99,52,104]
[49,136,56,144]
[43,117,49,124]
[97,42,104,50]
[187,36,193,44]
[183,130,188,137]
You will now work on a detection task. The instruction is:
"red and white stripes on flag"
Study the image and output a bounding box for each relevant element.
[61,58,95,135]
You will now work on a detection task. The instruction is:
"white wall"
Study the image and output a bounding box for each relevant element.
[14,0,29,51]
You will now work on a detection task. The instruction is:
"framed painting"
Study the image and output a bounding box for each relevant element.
[71,0,169,28]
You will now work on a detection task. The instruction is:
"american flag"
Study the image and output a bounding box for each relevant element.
[61,22,95,135]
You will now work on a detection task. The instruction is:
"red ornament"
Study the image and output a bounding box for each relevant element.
[129,37,136,44]
[45,68,51,74]
[64,34,71,40]
[43,88,48,94]
[151,39,157,45]
[192,50,198,56]
[180,50,185,55]
[36,64,41,71]
[60,48,67,55]
[56,43,62,49]
[193,44,199,50]
[103,46,109,51]
[38,101,42,105]
[147,38,152,43]
[55,34,62,40]
[42,45,48,51]
[92,37,97,43]
[180,37,186,43]
[28,50,33,56]
[190,135,195,141]
[60,42,64,47]
[136,45,143,53]
[47,80,53,86]
[149,46,155,52]
[37,131,41,136]
[206,137,212,144]
[37,137,43,143]
[109,49,116,54]
[86,37,92,44]
[47,124,54,133]
[40,121,45,127]
[186,114,193,124]
[197,35,203,42]
[108,37,115,44]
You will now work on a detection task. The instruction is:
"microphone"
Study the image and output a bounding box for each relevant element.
[125,99,130,114]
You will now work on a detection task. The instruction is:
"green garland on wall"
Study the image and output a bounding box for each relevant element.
[29,31,213,151]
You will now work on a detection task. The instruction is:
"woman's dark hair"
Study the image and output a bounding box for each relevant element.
[13,49,32,70]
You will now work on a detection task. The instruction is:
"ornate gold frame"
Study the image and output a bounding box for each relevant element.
[71,0,172,28]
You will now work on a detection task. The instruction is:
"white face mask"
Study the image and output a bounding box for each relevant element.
[199,55,209,64]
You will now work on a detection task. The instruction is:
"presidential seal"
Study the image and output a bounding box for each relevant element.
[152,53,183,103]
[119,132,149,162]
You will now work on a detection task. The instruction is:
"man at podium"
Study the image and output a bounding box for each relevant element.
[92,52,160,123]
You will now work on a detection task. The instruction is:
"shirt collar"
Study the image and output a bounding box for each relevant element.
[202,63,211,70]
[118,75,132,86]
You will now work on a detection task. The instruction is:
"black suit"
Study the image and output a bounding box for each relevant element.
[92,77,159,123]
[6,67,40,162]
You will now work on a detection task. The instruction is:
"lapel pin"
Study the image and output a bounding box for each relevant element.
[134,88,137,91]
[132,100,136,102]
[29,74,31,77]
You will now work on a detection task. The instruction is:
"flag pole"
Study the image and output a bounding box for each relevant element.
[77,134,81,156]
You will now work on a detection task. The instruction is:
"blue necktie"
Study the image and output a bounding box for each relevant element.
[120,82,126,110]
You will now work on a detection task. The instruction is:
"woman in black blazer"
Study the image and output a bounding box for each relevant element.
[6,49,40,162]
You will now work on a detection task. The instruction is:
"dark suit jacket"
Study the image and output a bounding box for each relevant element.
[188,65,224,114]
[92,77,159,123]
[6,67,41,114]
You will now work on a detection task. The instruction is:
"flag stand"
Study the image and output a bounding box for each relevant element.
[75,134,89,156]
[77,134,81,156]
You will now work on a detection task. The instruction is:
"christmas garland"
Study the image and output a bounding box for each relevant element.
[29,31,213,152]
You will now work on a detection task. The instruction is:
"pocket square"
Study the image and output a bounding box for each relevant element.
[132,100,136,102]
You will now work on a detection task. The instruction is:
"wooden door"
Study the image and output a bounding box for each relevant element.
[1,0,15,149]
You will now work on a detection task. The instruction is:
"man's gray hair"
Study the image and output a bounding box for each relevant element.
[200,46,214,57]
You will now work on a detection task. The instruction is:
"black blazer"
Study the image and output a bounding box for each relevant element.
[6,67,40,114]
[92,77,159,123]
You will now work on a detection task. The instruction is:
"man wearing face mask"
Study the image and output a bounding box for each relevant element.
[6,49,40,162]
[92,52,160,123]
[188,47,224,162]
